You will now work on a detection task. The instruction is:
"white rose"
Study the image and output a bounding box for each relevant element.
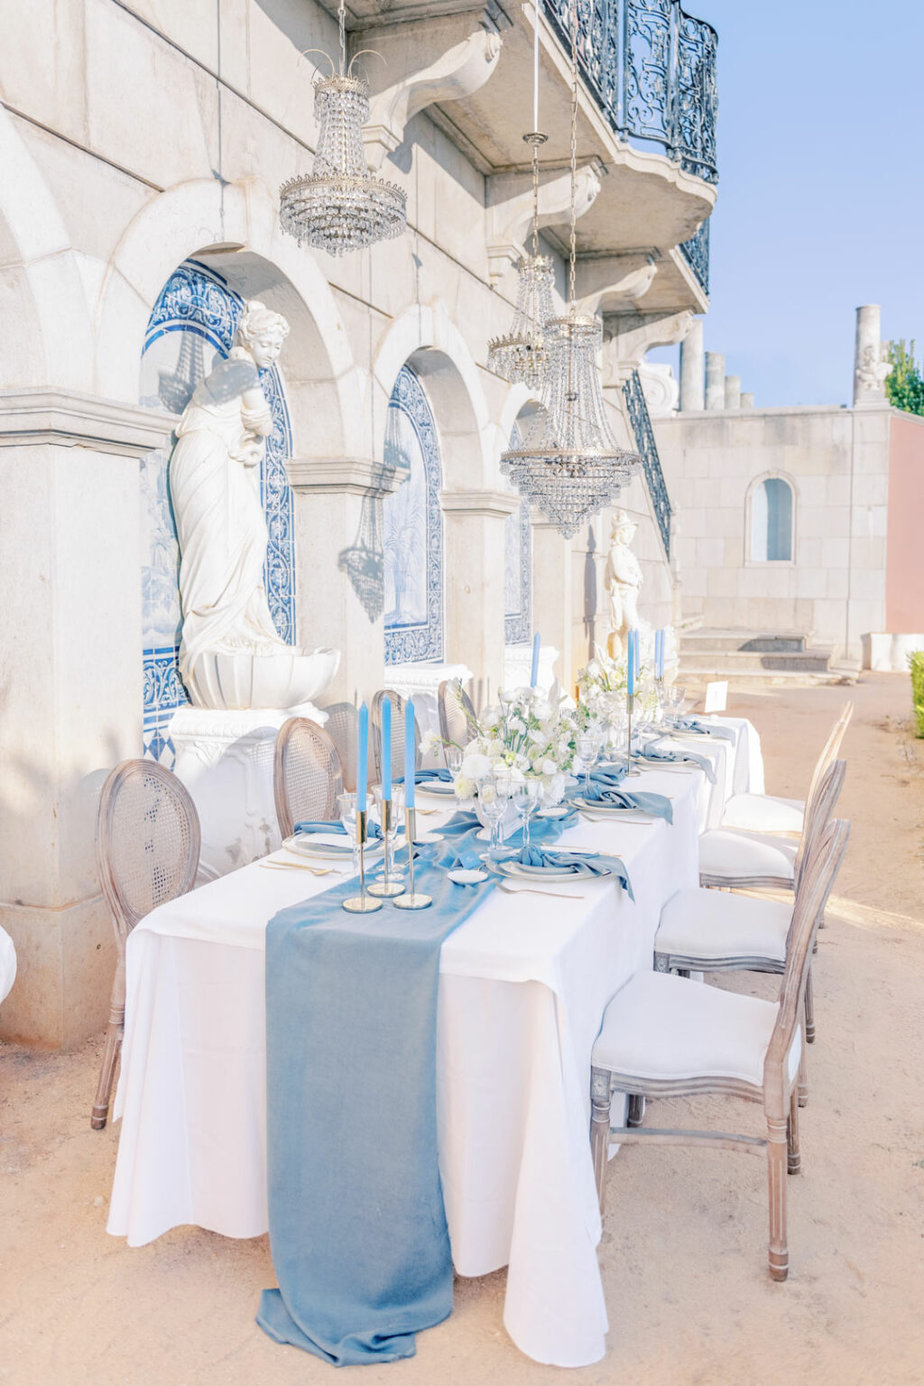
[461,752,492,780]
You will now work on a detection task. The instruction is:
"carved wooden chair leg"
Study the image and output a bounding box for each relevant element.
[589,1066,612,1213]
[787,1090,801,1175]
[91,955,125,1130]
[796,1049,809,1109]
[804,967,816,1045]
[767,1115,789,1282]
[627,1094,645,1127]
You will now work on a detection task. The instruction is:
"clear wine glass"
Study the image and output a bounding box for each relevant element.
[666,683,687,727]
[477,775,507,853]
[511,779,541,854]
[578,729,603,795]
[338,791,359,873]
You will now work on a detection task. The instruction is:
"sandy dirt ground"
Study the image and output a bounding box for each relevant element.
[1,673,922,1386]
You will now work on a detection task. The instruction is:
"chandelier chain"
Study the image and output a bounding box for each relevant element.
[568,0,578,311]
[338,0,347,76]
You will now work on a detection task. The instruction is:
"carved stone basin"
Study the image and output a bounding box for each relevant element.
[188,648,341,711]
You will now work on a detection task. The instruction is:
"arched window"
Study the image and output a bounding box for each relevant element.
[383,366,444,664]
[139,258,295,761]
[504,421,532,644]
[750,476,794,562]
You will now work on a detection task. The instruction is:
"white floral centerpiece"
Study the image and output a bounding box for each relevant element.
[423,688,579,804]
[576,645,661,734]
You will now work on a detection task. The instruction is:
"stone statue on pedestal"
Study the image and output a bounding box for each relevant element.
[169,299,338,709]
[603,510,648,660]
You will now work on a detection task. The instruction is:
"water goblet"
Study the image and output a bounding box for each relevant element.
[511,779,541,854]
[666,683,687,727]
[338,791,359,873]
[477,775,507,854]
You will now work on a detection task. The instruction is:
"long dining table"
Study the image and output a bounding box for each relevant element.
[107,716,762,1367]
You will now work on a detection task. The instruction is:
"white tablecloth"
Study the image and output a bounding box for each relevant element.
[108,719,760,1367]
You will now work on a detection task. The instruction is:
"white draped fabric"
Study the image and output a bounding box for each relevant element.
[108,717,760,1367]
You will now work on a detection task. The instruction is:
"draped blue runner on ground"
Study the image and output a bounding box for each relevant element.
[258,810,581,1365]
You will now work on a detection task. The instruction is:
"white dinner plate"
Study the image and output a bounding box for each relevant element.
[415,782,457,797]
[284,833,383,862]
[489,859,602,882]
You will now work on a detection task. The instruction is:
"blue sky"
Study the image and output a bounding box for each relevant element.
[648,0,924,407]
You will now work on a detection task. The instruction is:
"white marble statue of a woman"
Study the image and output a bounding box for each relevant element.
[170,301,305,707]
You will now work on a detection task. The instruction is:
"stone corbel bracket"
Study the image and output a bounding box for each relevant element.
[486,163,603,284]
[600,309,694,384]
[574,255,658,318]
[364,27,503,172]
[285,455,402,499]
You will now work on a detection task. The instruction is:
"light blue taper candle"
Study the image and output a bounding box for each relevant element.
[530,632,541,688]
[381,697,392,798]
[357,702,368,811]
[404,699,416,807]
[626,630,635,698]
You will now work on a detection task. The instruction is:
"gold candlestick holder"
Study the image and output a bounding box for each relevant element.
[368,798,405,898]
[342,808,383,913]
[625,693,641,778]
[392,807,432,910]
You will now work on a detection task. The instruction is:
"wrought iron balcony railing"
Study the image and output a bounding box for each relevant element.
[546,0,718,186]
[623,368,671,558]
[679,216,709,294]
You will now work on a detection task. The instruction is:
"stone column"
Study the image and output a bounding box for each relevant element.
[740,392,755,410]
[724,375,741,410]
[705,352,726,410]
[679,318,705,411]
[853,304,889,405]
[531,519,574,691]
[0,391,172,1047]
[286,457,399,706]
[440,489,517,702]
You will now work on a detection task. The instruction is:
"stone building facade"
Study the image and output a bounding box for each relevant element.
[0,0,716,1044]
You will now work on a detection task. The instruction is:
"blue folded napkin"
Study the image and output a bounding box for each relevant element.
[635,742,717,784]
[511,845,633,897]
[292,819,383,849]
[588,765,628,786]
[577,783,673,822]
[415,768,454,784]
[675,717,736,742]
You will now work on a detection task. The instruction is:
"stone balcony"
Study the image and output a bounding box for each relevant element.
[326,0,717,311]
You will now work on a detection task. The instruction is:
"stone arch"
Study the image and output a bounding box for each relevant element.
[371,302,494,490]
[94,178,362,455]
[746,470,797,564]
[0,106,94,392]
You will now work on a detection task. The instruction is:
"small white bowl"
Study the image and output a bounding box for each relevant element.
[447,868,489,885]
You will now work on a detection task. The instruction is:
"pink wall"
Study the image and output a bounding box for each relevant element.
[886,412,924,631]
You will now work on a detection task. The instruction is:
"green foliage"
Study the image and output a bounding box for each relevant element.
[885,340,924,416]
[909,651,924,738]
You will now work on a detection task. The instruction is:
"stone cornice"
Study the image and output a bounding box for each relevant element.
[285,456,402,498]
[0,389,175,455]
[439,488,520,518]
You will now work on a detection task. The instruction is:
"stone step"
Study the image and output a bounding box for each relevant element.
[680,628,811,654]
[679,647,834,674]
[679,663,861,689]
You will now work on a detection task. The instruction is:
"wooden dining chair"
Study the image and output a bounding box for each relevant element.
[437,678,479,748]
[656,760,847,1054]
[590,815,849,1283]
[92,760,200,1130]
[371,689,421,783]
[322,702,358,792]
[273,717,344,838]
[720,702,852,835]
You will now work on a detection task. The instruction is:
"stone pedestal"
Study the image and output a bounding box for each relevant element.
[705,352,725,411]
[385,662,473,744]
[679,318,705,411]
[503,643,559,695]
[0,390,173,1047]
[531,520,574,690]
[853,304,889,406]
[169,704,327,881]
[724,375,741,410]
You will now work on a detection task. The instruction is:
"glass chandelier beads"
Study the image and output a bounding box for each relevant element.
[501,313,640,538]
[279,73,406,257]
[487,253,555,391]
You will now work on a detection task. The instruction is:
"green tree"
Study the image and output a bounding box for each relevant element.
[885,339,924,416]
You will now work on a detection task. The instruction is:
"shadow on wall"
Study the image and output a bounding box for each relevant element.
[583,525,598,663]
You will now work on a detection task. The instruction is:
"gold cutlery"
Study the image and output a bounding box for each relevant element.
[497,884,585,900]
[260,859,344,876]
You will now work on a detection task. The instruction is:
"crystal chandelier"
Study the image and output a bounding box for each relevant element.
[500,0,640,538]
[279,0,406,257]
[487,133,554,391]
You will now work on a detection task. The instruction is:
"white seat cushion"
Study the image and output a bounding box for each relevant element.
[0,925,16,1005]
[594,970,801,1089]
[656,886,791,964]
[699,828,797,884]
[721,792,804,834]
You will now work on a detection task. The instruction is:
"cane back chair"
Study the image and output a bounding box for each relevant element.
[591,815,849,1283]
[322,702,359,792]
[91,760,200,1129]
[273,717,344,838]
[437,679,479,749]
[371,689,421,784]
